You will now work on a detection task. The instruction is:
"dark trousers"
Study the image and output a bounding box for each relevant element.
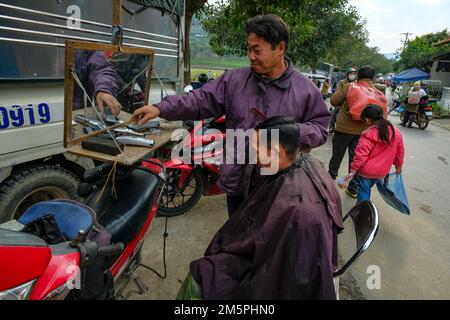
[328,131,360,193]
[330,107,340,129]
[226,195,245,218]
[402,111,416,127]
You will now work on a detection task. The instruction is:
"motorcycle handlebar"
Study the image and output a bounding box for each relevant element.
[83,162,114,183]
[98,243,124,257]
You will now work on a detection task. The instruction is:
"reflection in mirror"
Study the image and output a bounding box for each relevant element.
[110,51,149,113]
[70,49,150,143]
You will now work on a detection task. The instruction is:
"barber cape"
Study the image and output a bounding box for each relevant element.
[190,154,344,300]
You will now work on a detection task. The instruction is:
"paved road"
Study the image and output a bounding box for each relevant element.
[312,114,450,299]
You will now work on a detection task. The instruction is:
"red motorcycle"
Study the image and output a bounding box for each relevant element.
[0,159,166,300]
[157,116,226,217]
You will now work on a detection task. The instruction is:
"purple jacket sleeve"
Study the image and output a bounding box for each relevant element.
[157,73,227,121]
[87,51,118,97]
[297,86,331,148]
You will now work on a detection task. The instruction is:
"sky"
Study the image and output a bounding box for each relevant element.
[206,0,450,54]
[349,0,450,53]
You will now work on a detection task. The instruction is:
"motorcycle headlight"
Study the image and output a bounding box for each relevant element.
[44,282,72,300]
[0,280,36,300]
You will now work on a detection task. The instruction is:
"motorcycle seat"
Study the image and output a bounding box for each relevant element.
[84,168,160,246]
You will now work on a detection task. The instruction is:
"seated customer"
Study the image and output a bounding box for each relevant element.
[178,116,344,300]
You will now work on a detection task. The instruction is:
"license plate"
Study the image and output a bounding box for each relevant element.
[425,112,433,117]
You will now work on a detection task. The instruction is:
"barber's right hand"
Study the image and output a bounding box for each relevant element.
[96,92,122,116]
[131,105,161,125]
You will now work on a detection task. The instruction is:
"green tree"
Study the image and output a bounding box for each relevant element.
[198,0,367,73]
[395,30,450,72]
[330,43,394,74]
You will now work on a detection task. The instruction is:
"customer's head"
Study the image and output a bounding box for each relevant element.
[254,116,300,174]
[361,104,394,144]
[246,15,289,76]
[358,65,376,81]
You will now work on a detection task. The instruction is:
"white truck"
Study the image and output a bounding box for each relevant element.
[0,0,185,221]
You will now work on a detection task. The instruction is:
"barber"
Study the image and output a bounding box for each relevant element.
[132,14,330,217]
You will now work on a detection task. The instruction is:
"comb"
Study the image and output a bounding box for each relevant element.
[250,107,268,123]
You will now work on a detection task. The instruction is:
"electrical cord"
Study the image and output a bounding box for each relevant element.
[138,162,170,280]
[139,214,168,280]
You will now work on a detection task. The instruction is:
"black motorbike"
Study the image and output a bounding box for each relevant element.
[397,96,433,130]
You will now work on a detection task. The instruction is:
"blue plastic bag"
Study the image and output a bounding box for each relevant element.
[376,173,410,215]
[395,105,405,113]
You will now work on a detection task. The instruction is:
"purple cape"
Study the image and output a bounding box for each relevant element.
[190,154,344,300]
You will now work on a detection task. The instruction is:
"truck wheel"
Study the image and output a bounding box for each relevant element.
[0,165,80,223]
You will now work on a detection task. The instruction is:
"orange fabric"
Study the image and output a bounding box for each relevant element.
[346,82,387,120]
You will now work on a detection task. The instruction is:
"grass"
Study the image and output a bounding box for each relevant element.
[191,57,249,69]
[190,57,249,81]
[431,102,450,118]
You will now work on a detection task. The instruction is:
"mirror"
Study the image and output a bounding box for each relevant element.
[64,40,154,148]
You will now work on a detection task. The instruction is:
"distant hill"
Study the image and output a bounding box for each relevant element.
[189,16,247,68]
[384,53,399,61]
[191,16,207,36]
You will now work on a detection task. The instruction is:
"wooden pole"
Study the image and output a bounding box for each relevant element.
[113,0,122,25]
[64,41,74,148]
[112,0,122,45]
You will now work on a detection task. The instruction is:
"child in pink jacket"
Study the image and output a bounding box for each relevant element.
[344,104,405,203]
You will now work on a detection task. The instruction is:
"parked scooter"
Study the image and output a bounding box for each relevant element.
[156,106,269,217]
[0,159,166,300]
[157,116,226,217]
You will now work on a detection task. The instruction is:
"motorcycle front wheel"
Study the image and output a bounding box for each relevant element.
[417,113,430,130]
[158,168,204,217]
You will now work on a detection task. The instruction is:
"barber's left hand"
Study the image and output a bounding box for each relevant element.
[96,92,122,116]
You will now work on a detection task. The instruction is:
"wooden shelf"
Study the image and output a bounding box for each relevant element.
[67,118,184,166]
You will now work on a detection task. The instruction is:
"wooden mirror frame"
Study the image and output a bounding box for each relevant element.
[63,40,155,148]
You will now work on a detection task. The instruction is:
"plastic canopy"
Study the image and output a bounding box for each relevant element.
[393,68,430,83]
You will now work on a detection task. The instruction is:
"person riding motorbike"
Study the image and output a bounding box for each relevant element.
[402,81,427,128]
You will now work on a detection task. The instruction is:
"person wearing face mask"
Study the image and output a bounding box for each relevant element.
[328,65,381,199]
[329,68,356,133]
[346,69,357,83]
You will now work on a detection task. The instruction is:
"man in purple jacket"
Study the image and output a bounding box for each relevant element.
[73,50,121,116]
[132,15,330,216]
